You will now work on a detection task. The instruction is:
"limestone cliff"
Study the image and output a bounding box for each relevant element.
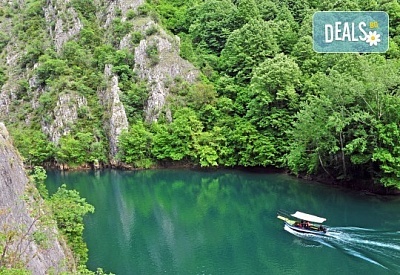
[0,122,71,273]
[133,21,199,122]
[43,0,83,52]
[98,65,129,163]
[0,0,23,120]
[41,93,88,144]
[95,0,145,28]
[95,0,200,121]
[0,0,200,165]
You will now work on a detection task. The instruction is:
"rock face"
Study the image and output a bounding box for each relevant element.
[0,89,10,119]
[134,21,199,122]
[0,0,21,120]
[98,65,129,163]
[97,0,199,122]
[44,0,83,52]
[0,0,201,164]
[97,0,145,27]
[0,122,70,274]
[41,93,88,144]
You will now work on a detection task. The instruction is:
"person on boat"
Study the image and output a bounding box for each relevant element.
[305,221,310,228]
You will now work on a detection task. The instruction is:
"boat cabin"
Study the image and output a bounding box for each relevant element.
[277,210,328,235]
[291,211,327,233]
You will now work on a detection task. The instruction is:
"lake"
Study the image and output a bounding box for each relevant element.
[45,169,400,274]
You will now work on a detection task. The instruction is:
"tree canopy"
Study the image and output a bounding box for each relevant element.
[3,0,400,190]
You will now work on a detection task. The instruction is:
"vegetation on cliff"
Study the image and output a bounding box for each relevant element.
[1,0,400,190]
[0,164,102,274]
[0,122,108,273]
[123,0,400,191]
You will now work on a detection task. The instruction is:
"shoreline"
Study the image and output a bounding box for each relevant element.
[33,162,400,196]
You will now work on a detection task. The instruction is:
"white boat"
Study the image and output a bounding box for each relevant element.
[277,211,327,236]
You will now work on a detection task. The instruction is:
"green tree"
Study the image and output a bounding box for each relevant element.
[10,128,55,166]
[373,122,400,188]
[193,131,219,167]
[149,0,195,34]
[188,0,237,54]
[237,0,260,24]
[220,19,279,83]
[288,70,365,179]
[56,132,106,167]
[291,35,322,76]
[247,54,301,165]
[118,122,154,168]
[152,108,203,161]
[288,56,400,188]
[256,0,278,21]
[279,0,310,23]
[93,45,116,70]
[49,185,94,265]
[267,19,298,54]
[71,0,97,20]
[228,119,276,167]
[119,81,148,122]
[187,82,217,110]
[35,55,70,85]
[248,54,301,118]
[30,166,48,198]
[379,0,400,40]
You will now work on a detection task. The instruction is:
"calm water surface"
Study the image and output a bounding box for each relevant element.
[46,169,400,274]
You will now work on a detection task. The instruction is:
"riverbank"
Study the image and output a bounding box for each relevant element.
[295,172,400,196]
[35,160,400,196]
[37,159,195,171]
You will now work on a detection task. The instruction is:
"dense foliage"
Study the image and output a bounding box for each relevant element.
[0,167,95,273]
[126,0,400,190]
[3,0,400,190]
[49,184,94,265]
[30,167,95,266]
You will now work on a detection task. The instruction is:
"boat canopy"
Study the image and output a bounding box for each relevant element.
[291,211,326,223]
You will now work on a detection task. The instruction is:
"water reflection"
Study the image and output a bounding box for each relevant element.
[46,169,400,275]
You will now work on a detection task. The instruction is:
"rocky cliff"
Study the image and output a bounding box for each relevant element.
[97,0,199,122]
[0,0,200,166]
[44,0,83,53]
[133,20,199,122]
[98,65,129,162]
[0,122,71,273]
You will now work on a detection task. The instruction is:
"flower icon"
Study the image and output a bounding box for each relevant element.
[365,31,381,46]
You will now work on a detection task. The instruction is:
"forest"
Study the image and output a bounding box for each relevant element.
[2,0,400,190]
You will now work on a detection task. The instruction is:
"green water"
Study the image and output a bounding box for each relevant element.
[45,169,400,274]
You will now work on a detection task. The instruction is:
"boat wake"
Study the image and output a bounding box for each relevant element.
[284,225,400,271]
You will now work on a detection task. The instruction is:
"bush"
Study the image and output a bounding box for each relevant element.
[145,44,159,66]
[56,132,107,167]
[49,184,94,265]
[71,0,96,20]
[118,122,154,168]
[131,31,143,44]
[126,9,136,20]
[137,4,151,16]
[112,18,132,43]
[0,31,9,52]
[10,128,55,166]
[145,25,158,36]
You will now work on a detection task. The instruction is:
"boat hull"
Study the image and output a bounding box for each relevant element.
[285,222,327,236]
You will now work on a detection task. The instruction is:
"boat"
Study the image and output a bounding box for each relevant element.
[277,210,327,236]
